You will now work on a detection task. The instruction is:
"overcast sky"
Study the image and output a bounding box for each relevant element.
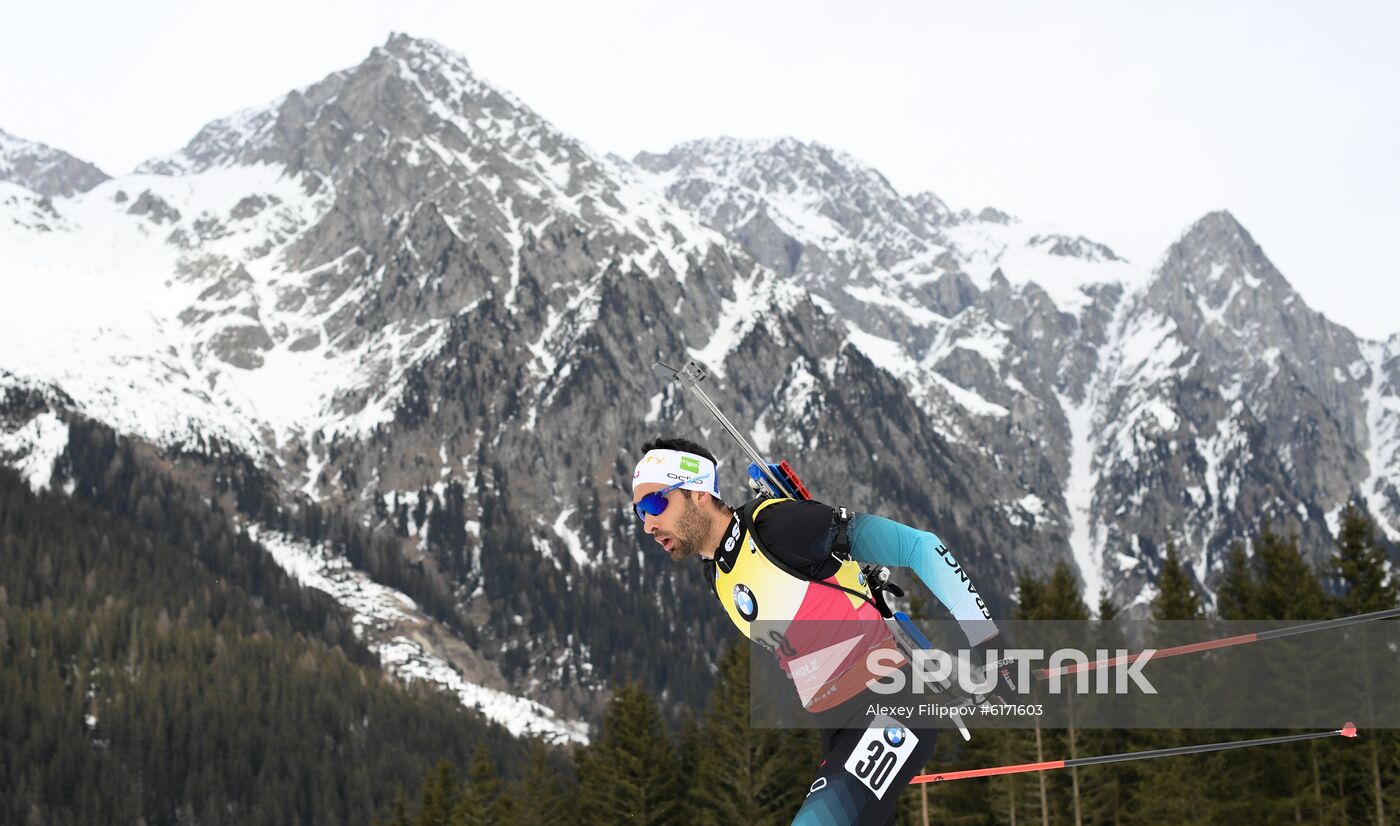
[5,0,1397,337]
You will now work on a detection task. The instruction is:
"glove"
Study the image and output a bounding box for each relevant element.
[966,637,1023,705]
[862,565,904,619]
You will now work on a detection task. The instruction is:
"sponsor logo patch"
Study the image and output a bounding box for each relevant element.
[733,584,758,621]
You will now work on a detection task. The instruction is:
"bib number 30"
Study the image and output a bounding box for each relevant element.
[842,719,919,800]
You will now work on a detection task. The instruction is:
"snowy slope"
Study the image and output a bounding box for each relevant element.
[0,36,733,478]
[0,165,335,455]
[252,526,589,744]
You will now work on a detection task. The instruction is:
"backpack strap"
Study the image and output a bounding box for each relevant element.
[734,497,881,612]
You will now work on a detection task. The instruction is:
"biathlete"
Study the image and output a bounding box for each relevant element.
[630,436,1009,825]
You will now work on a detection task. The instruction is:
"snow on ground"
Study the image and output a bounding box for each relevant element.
[928,372,1009,418]
[0,410,69,493]
[551,508,591,568]
[377,637,588,744]
[920,312,1012,373]
[845,327,1008,420]
[1058,389,1105,604]
[643,390,665,424]
[0,178,253,450]
[0,155,466,484]
[845,328,919,383]
[252,526,589,744]
[943,219,1151,315]
[686,268,771,378]
[255,528,419,631]
[1361,338,1400,540]
[843,284,948,326]
[1003,494,1049,528]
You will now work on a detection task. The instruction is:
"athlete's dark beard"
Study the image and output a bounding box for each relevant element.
[668,494,711,561]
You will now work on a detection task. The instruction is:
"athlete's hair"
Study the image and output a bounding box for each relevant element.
[639,436,729,511]
[641,435,716,463]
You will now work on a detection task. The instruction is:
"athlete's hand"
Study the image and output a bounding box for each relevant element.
[967,640,1023,705]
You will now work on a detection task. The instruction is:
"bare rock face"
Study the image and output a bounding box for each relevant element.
[633,137,955,350]
[0,128,110,198]
[209,325,276,369]
[127,190,181,224]
[1074,210,1374,607]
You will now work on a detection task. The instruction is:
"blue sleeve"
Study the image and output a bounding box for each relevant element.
[848,512,999,645]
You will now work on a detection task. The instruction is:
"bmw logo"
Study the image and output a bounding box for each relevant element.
[733,584,758,621]
[884,726,906,747]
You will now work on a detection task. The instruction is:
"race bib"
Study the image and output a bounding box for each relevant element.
[842,718,920,800]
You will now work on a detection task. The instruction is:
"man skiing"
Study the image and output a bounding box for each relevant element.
[631,436,1008,825]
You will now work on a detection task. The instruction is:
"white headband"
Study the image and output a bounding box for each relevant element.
[632,449,719,495]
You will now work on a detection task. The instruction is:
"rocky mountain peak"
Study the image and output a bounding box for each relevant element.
[631,135,950,296]
[907,190,953,225]
[0,127,110,197]
[380,31,472,71]
[1142,209,1316,345]
[1163,210,1279,285]
[138,33,564,183]
[634,135,909,221]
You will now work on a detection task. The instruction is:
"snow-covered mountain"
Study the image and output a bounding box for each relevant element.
[4,33,1398,735]
[0,33,771,731]
[633,135,1400,610]
[0,127,109,198]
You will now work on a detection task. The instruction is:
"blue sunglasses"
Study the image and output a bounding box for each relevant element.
[634,473,712,520]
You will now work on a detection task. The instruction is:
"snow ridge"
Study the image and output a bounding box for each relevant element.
[253,526,589,744]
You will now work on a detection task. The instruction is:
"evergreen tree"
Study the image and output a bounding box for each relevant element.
[417,760,461,826]
[1252,521,1328,621]
[1330,502,1398,615]
[1040,560,1091,621]
[456,742,508,826]
[675,710,703,822]
[1135,542,1213,823]
[1200,521,1336,823]
[0,465,532,826]
[1329,503,1397,826]
[574,681,682,825]
[1079,590,1130,826]
[1035,561,1088,824]
[1216,541,1256,620]
[1151,540,1203,622]
[689,642,816,825]
[387,790,411,826]
[513,739,571,826]
[1096,587,1119,622]
[1015,567,1045,621]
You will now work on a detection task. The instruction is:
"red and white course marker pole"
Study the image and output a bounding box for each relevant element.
[1035,606,1400,680]
[910,723,1358,784]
